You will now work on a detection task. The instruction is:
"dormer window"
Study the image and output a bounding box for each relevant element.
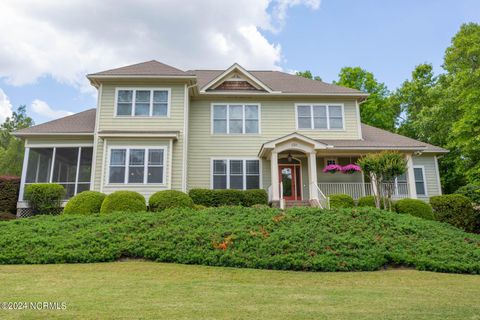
[116,88,170,117]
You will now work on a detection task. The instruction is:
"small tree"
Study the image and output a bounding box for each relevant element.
[358,151,407,210]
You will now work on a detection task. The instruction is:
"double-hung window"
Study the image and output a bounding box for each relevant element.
[296,104,344,130]
[413,167,427,196]
[212,104,260,134]
[212,159,260,189]
[116,89,169,117]
[108,147,165,184]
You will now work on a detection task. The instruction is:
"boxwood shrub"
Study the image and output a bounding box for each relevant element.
[24,183,65,215]
[189,189,218,207]
[455,184,480,205]
[0,176,20,214]
[430,194,478,232]
[63,191,106,215]
[394,198,434,220]
[329,194,355,208]
[242,189,268,207]
[149,190,193,212]
[100,191,146,214]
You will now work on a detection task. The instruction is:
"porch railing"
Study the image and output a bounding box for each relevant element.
[317,182,409,200]
[310,182,330,209]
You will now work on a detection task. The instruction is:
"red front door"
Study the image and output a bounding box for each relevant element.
[279,165,298,201]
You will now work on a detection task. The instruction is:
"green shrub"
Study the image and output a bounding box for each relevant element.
[193,204,207,211]
[251,204,270,209]
[189,189,218,207]
[329,194,355,208]
[243,189,268,206]
[24,183,65,215]
[100,191,146,214]
[430,194,478,232]
[0,207,479,273]
[0,176,20,214]
[63,191,106,215]
[215,190,244,206]
[149,190,193,212]
[455,184,480,205]
[357,195,391,209]
[0,212,16,221]
[395,198,434,220]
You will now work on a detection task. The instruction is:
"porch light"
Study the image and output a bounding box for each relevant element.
[287,153,293,162]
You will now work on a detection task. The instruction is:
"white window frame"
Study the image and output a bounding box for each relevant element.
[413,165,428,196]
[324,158,338,166]
[20,144,94,200]
[295,103,345,130]
[211,103,261,135]
[114,88,171,118]
[107,146,167,185]
[210,157,262,190]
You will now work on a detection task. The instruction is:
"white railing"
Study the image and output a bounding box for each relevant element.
[317,182,409,200]
[310,182,330,209]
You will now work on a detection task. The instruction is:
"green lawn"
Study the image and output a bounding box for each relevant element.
[0,261,478,319]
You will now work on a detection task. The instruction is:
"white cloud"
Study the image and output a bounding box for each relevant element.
[0,89,13,123]
[31,99,73,120]
[0,0,320,92]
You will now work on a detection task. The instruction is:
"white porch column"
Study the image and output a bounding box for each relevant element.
[271,151,279,201]
[308,152,318,200]
[18,147,30,202]
[406,154,417,199]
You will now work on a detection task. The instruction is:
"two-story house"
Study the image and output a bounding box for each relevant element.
[14,60,447,215]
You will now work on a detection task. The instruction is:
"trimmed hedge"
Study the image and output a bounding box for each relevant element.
[100,191,146,214]
[24,183,65,215]
[430,194,478,233]
[189,188,268,207]
[329,194,355,208]
[0,176,20,214]
[395,198,434,220]
[149,190,193,212]
[455,184,480,205]
[243,189,268,207]
[0,207,479,274]
[63,191,106,215]
[357,195,392,209]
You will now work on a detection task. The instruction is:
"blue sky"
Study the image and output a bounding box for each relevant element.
[0,0,479,124]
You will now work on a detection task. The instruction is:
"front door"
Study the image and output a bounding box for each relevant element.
[279,165,300,200]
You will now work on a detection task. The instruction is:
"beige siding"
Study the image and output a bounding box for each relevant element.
[92,80,187,195]
[412,155,442,200]
[187,97,361,190]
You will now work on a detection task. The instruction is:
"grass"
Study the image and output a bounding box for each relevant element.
[0,261,479,319]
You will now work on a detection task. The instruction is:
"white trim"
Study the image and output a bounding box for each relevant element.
[433,156,442,195]
[24,142,93,148]
[182,84,189,192]
[105,145,167,186]
[100,138,107,192]
[114,87,171,118]
[198,92,369,97]
[210,157,262,190]
[355,100,363,139]
[295,103,346,131]
[14,132,93,137]
[90,84,102,190]
[97,132,178,139]
[200,63,273,93]
[74,147,82,195]
[18,146,30,202]
[88,75,196,80]
[413,165,428,196]
[211,103,261,135]
[168,139,173,189]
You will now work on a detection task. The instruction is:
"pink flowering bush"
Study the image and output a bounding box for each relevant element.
[322,164,342,173]
[341,164,362,174]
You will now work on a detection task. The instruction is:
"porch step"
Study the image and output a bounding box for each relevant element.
[285,200,311,208]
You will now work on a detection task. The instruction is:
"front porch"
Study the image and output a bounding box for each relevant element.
[259,133,418,209]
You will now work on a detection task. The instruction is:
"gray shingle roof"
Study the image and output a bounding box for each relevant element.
[317,124,448,153]
[191,70,363,95]
[14,108,96,136]
[88,60,192,77]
